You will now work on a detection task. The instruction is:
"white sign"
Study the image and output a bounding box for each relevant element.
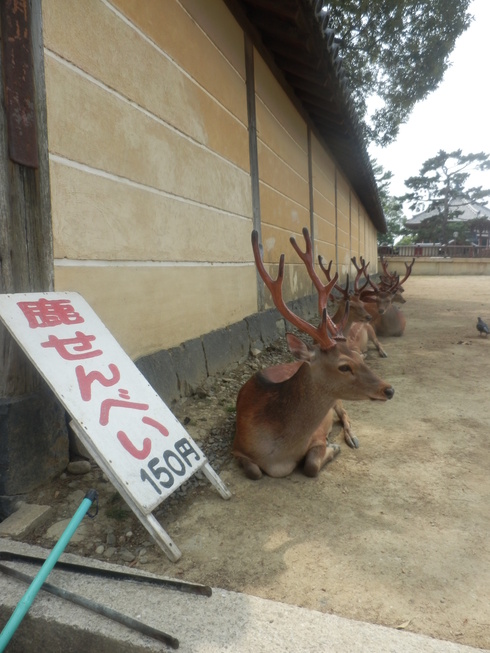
[0,292,230,560]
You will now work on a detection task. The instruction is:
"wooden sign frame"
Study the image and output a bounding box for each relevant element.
[0,292,231,561]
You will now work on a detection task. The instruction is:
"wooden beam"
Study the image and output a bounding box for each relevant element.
[0,0,66,505]
[0,0,39,168]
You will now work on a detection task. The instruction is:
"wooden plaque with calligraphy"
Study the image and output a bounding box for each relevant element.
[0,292,231,561]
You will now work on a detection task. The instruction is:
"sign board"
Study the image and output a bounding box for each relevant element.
[0,292,231,561]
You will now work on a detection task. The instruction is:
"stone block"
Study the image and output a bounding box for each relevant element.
[202,321,249,377]
[0,385,69,500]
[258,308,282,346]
[169,338,207,397]
[135,349,180,404]
[0,502,53,538]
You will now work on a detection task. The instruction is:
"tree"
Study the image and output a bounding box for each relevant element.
[324,1,473,146]
[469,216,490,246]
[373,161,406,245]
[401,149,490,245]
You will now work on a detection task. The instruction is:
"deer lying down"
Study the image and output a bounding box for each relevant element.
[358,256,415,337]
[321,257,388,358]
[292,233,382,448]
[233,229,394,480]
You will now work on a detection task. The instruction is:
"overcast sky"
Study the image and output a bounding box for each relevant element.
[368,0,490,202]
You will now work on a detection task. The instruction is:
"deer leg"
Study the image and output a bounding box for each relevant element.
[334,400,359,449]
[303,410,340,477]
[234,454,263,480]
[366,323,388,357]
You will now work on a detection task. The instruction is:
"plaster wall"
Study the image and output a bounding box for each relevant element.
[381,257,490,275]
[41,0,380,358]
[43,0,255,356]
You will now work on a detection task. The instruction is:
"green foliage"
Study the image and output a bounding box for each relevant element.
[401,149,490,243]
[373,161,407,245]
[325,1,473,145]
[468,216,490,244]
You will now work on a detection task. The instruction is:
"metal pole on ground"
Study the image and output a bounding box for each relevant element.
[0,489,97,652]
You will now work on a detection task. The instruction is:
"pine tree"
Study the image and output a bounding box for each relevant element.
[401,149,490,245]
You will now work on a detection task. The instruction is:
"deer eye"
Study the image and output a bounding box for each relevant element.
[338,364,352,373]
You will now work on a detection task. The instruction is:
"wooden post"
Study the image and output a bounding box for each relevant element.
[0,0,68,516]
[244,35,265,312]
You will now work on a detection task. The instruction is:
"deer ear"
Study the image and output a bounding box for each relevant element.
[286,333,314,361]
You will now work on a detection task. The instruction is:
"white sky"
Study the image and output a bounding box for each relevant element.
[368,0,490,204]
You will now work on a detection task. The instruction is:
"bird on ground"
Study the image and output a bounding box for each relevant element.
[477,317,490,337]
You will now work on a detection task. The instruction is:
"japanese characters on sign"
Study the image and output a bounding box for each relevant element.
[0,293,207,513]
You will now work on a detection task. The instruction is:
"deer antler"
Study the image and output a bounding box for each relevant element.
[319,263,351,335]
[251,230,339,350]
[379,257,415,290]
[398,257,416,287]
[351,257,370,295]
[318,257,348,296]
[380,256,395,282]
[289,228,348,340]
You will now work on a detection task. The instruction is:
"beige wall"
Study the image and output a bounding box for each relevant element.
[42,0,380,357]
[254,52,313,305]
[381,257,490,275]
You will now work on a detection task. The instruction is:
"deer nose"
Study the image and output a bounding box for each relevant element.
[384,386,394,399]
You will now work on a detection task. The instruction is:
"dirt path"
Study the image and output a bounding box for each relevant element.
[157,276,490,650]
[23,276,490,649]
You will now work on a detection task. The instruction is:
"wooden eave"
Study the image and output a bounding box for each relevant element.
[223,0,387,233]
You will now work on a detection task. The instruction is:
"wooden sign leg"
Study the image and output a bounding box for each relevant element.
[201,463,232,500]
[124,501,182,563]
[69,421,182,562]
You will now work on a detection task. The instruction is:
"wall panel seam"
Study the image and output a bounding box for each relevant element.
[45,49,247,169]
[49,154,251,221]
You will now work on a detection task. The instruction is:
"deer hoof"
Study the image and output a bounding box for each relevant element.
[328,443,341,456]
[345,433,359,448]
[240,459,263,480]
[379,350,388,358]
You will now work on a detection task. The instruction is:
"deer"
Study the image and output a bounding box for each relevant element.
[319,256,388,358]
[232,229,394,480]
[354,257,414,337]
[379,256,415,298]
[291,233,379,448]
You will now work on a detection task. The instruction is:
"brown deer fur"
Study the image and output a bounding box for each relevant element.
[232,230,394,480]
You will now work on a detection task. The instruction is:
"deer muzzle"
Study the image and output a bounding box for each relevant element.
[384,386,394,399]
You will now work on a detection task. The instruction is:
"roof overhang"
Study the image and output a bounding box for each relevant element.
[223,0,387,233]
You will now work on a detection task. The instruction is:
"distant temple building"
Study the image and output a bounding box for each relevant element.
[405,199,490,247]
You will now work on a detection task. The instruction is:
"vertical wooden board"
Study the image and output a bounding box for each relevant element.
[0,0,39,167]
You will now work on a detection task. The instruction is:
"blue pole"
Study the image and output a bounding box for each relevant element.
[0,489,97,652]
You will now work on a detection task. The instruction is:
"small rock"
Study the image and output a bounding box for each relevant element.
[106,532,116,546]
[67,460,92,475]
[46,519,88,543]
[67,490,86,505]
[95,544,105,555]
[104,546,117,558]
[194,386,209,398]
[120,548,135,562]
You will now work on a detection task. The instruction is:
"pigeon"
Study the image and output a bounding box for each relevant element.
[477,317,490,337]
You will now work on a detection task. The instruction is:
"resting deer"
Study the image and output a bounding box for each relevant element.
[379,256,415,299]
[354,257,414,337]
[291,233,377,448]
[320,257,388,358]
[233,229,394,480]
